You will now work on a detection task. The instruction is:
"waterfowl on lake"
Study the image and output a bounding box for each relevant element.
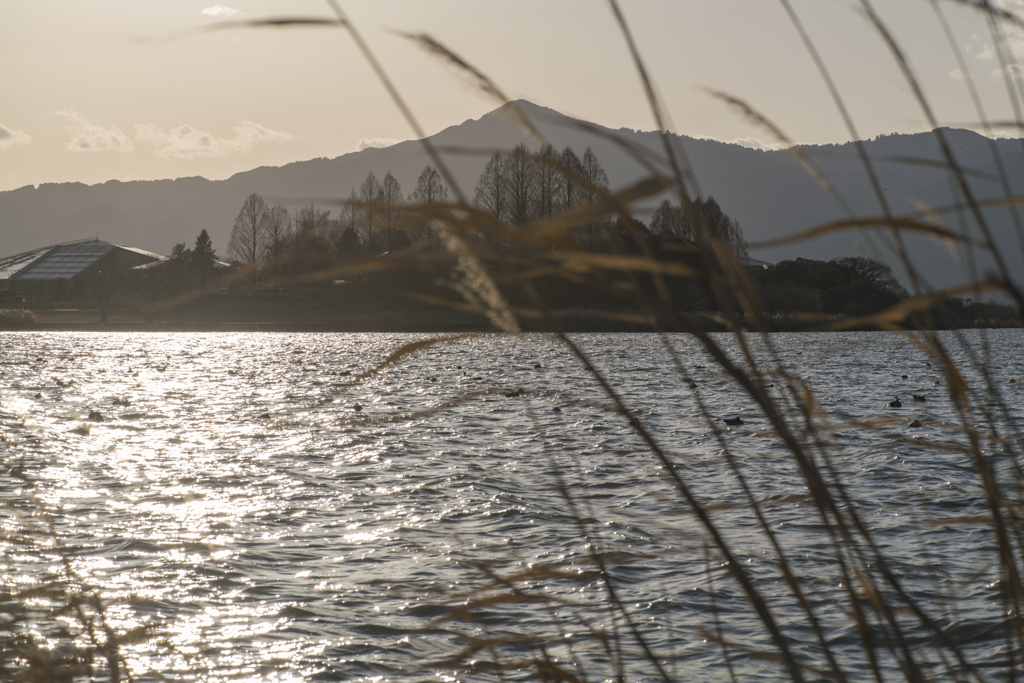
[912,394,926,402]
[724,417,743,426]
[889,397,902,408]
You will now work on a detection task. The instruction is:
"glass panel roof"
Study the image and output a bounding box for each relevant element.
[14,241,114,281]
[0,247,52,280]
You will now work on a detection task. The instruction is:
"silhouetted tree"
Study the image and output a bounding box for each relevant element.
[650,199,685,239]
[293,203,332,272]
[755,256,905,317]
[358,171,384,250]
[333,189,361,254]
[577,147,609,249]
[558,146,586,213]
[166,242,192,293]
[410,165,449,205]
[474,151,509,224]
[380,171,405,250]
[228,193,269,281]
[410,165,449,247]
[580,147,609,202]
[264,205,292,277]
[533,144,561,220]
[505,144,536,226]
[191,229,218,286]
[693,196,748,260]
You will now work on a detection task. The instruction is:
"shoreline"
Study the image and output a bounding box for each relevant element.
[2,305,1019,333]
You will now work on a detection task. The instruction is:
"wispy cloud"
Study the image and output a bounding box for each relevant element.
[52,110,134,153]
[202,5,241,16]
[356,137,402,152]
[134,121,294,160]
[0,122,32,150]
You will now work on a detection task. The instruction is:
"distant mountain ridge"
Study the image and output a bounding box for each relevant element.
[3,100,1022,291]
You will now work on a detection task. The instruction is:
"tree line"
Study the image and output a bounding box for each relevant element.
[224,143,749,282]
[227,164,451,280]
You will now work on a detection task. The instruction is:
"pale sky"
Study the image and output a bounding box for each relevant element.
[2,0,1022,192]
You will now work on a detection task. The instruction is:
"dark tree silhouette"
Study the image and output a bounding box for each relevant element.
[577,147,610,249]
[533,144,561,220]
[580,147,609,202]
[292,203,332,272]
[191,229,218,286]
[228,193,269,280]
[358,171,384,249]
[694,196,748,260]
[380,171,405,250]
[409,165,449,247]
[650,199,694,241]
[264,205,291,276]
[558,146,586,214]
[505,144,536,226]
[167,242,192,293]
[410,165,449,206]
[474,152,508,224]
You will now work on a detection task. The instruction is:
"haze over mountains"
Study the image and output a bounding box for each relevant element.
[2,100,1022,291]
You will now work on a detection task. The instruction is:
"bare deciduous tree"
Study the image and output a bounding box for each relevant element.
[650,199,692,241]
[228,193,269,279]
[380,171,405,250]
[558,146,586,213]
[410,165,448,206]
[505,144,536,226]
[578,148,609,249]
[533,144,561,220]
[264,204,292,276]
[359,171,384,250]
[410,165,449,247]
[474,152,508,224]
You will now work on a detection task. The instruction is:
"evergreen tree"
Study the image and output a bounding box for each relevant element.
[191,229,218,286]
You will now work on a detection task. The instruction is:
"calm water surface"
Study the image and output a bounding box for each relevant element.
[1,331,1022,681]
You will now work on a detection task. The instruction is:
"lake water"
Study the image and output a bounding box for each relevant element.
[1,330,1022,682]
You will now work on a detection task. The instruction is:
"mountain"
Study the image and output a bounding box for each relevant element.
[2,100,1022,292]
